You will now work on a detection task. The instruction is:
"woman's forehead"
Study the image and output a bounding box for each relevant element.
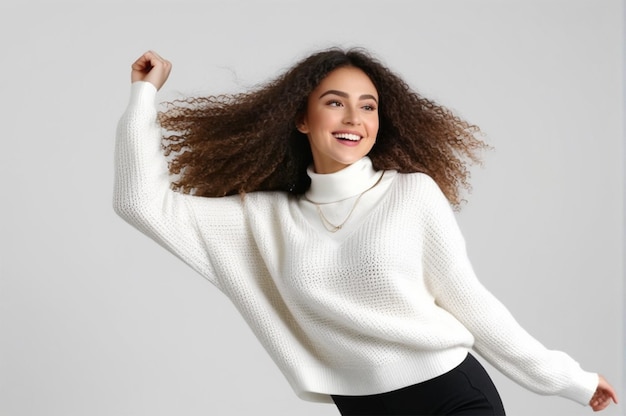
[313,66,378,98]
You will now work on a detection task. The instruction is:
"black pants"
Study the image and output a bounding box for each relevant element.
[332,354,505,415]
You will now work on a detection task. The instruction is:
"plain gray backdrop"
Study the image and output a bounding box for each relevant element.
[1,1,623,415]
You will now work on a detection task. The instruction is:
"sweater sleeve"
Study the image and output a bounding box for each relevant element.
[420,176,598,406]
[113,81,246,289]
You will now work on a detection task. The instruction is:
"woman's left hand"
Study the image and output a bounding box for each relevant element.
[589,375,618,411]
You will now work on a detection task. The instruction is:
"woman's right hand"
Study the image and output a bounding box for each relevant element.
[130,50,172,91]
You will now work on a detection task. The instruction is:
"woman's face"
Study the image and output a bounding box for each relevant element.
[298,66,379,174]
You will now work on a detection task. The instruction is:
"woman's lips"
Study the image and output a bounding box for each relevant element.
[333,132,362,141]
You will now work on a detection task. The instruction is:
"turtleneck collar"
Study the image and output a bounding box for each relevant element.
[304,157,382,203]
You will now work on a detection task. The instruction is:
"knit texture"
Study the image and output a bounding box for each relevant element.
[113,81,598,405]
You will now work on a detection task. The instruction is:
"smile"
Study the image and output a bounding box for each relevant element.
[333,133,362,141]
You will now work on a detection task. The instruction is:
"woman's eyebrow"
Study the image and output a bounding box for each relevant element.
[319,89,378,103]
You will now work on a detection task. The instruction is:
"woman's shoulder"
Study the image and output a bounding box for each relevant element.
[392,171,452,210]
[394,171,441,193]
[242,190,292,208]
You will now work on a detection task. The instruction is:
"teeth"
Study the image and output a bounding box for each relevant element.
[334,133,361,141]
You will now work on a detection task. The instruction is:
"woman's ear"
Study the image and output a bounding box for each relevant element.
[296,115,309,134]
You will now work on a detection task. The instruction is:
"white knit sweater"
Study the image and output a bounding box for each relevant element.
[113,81,598,405]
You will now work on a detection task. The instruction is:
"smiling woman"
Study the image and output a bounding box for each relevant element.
[296,66,380,174]
[156,48,486,207]
[114,48,618,415]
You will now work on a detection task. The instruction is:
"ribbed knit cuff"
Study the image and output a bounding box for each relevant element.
[563,371,598,406]
[129,81,157,107]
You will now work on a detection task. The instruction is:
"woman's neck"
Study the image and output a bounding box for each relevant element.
[305,157,380,203]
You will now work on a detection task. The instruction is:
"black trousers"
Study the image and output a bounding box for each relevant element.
[332,354,506,415]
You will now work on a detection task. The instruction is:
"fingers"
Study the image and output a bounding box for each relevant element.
[130,50,172,91]
[590,393,611,411]
[589,375,618,411]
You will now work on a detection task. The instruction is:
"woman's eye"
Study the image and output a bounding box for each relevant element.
[327,100,343,107]
[363,104,377,111]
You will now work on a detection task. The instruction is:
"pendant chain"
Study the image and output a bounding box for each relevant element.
[303,171,385,233]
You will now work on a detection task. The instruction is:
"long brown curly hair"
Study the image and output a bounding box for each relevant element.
[158,47,489,207]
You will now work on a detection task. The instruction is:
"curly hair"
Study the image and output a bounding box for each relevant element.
[158,47,489,207]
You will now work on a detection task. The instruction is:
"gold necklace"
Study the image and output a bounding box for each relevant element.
[303,171,385,233]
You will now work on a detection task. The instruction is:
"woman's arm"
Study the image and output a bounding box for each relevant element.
[419,175,616,410]
[113,51,246,288]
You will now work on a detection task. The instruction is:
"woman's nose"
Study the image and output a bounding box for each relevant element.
[343,107,362,125]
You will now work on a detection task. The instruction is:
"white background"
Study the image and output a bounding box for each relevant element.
[1,1,623,415]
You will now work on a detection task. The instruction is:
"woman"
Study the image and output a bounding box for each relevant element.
[114,49,617,415]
